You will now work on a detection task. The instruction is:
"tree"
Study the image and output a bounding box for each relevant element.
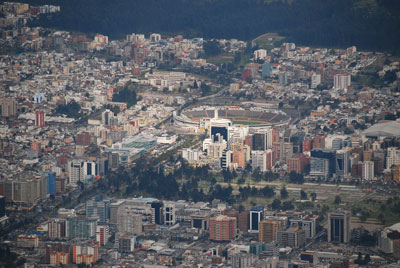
[364,254,371,264]
[203,40,222,57]
[112,82,139,108]
[289,171,304,184]
[280,187,288,199]
[200,83,211,96]
[271,199,281,210]
[311,192,317,202]
[344,127,354,135]
[334,195,341,205]
[300,190,308,200]
[56,100,82,118]
[281,200,294,210]
[252,167,262,182]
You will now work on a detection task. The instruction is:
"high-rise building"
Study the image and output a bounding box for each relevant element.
[1,177,46,206]
[68,160,97,186]
[386,147,400,169]
[249,206,264,233]
[209,215,237,241]
[238,211,249,233]
[287,154,309,174]
[232,150,246,169]
[279,73,288,86]
[277,227,306,248]
[164,202,175,226]
[191,214,209,230]
[76,132,91,146]
[362,161,374,181]
[262,62,271,78]
[0,97,17,118]
[43,172,56,195]
[333,74,351,90]
[0,196,5,218]
[231,253,255,268]
[251,151,267,172]
[392,164,400,184]
[289,215,317,239]
[101,109,114,126]
[96,224,110,246]
[332,138,343,150]
[116,233,136,253]
[48,218,66,239]
[151,201,163,225]
[253,129,274,150]
[335,149,350,178]
[86,195,111,223]
[310,149,335,178]
[302,139,312,152]
[221,149,232,169]
[66,217,97,239]
[311,73,321,89]
[72,242,98,265]
[35,111,45,127]
[328,210,351,243]
[313,136,326,149]
[254,49,267,60]
[107,152,119,171]
[117,211,142,235]
[259,219,280,243]
[68,160,84,186]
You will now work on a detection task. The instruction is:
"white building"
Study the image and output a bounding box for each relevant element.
[150,33,161,43]
[251,151,267,172]
[254,49,268,60]
[68,160,97,186]
[207,139,227,158]
[333,74,351,90]
[311,73,321,89]
[362,161,374,181]
[386,147,400,169]
[68,160,84,186]
[164,202,175,226]
[181,148,201,162]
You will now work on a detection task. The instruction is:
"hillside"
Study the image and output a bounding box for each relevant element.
[17,0,400,52]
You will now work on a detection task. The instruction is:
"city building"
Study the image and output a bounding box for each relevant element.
[328,210,351,243]
[362,161,375,181]
[209,215,237,241]
[0,97,17,118]
[277,227,306,248]
[311,73,321,89]
[35,111,45,127]
[289,215,317,239]
[151,201,163,225]
[259,219,280,243]
[249,206,264,233]
[335,149,350,178]
[48,218,67,239]
[333,74,351,90]
[117,211,143,235]
[66,217,97,239]
[164,202,175,226]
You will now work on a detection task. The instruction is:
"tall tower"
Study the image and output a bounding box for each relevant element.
[259,219,280,243]
[328,210,351,243]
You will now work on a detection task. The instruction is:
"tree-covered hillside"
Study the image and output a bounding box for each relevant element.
[13,0,400,52]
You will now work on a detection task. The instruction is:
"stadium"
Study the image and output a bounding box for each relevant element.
[173,105,290,130]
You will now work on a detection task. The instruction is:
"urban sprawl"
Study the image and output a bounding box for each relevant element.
[1,2,400,268]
